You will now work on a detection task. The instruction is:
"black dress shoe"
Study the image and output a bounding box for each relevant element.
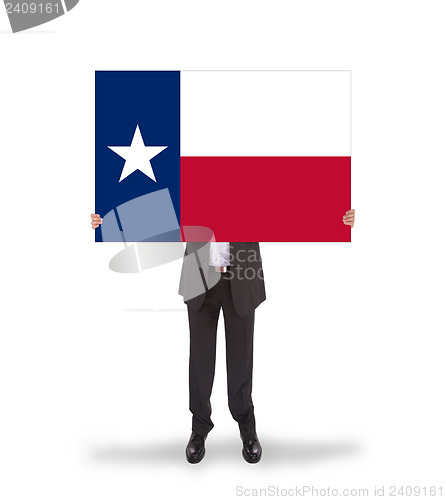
[186,432,207,464]
[242,435,262,463]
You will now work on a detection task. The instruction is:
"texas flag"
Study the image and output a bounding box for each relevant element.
[95,70,351,242]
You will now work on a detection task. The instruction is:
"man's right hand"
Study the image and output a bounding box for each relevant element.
[91,214,102,229]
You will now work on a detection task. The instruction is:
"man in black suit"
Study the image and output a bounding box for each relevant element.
[90,209,355,464]
[179,242,266,463]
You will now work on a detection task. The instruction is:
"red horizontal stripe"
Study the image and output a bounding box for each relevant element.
[181,156,351,242]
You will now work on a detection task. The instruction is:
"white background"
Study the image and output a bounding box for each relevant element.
[0,2,445,499]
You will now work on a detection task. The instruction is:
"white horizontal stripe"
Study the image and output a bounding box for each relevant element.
[181,70,350,157]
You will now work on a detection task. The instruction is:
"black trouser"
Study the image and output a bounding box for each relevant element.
[187,272,256,440]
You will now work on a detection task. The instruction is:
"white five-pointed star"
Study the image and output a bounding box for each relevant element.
[108,125,167,182]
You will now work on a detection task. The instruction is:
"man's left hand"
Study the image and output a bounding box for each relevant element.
[343,209,355,228]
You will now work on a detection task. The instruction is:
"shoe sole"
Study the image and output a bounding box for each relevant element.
[242,448,262,463]
[186,448,205,464]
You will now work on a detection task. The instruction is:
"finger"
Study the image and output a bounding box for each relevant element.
[343,216,355,221]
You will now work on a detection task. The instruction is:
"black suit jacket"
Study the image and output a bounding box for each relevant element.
[178,242,266,317]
